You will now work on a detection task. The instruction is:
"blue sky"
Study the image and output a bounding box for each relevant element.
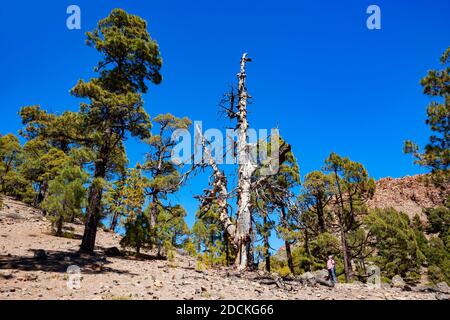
[1,1,449,250]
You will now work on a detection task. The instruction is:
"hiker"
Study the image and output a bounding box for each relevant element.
[327,255,337,284]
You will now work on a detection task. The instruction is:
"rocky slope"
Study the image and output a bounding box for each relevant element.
[0,195,448,300]
[368,174,449,219]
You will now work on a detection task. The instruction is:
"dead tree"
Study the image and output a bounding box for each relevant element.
[195,125,236,244]
[196,53,290,271]
[234,53,257,270]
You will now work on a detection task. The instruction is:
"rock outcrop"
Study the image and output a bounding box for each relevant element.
[368,174,449,219]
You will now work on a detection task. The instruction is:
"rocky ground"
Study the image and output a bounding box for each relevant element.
[0,196,448,300]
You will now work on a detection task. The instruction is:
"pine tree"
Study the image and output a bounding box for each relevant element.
[300,171,334,234]
[252,135,300,274]
[70,9,162,253]
[323,152,375,282]
[422,204,450,283]
[18,105,90,207]
[192,203,235,267]
[0,134,22,191]
[142,113,191,257]
[404,46,450,183]
[294,171,335,271]
[0,134,34,202]
[41,164,88,236]
[143,114,191,230]
[120,166,149,254]
[364,208,426,281]
[103,170,128,232]
[152,204,189,258]
[20,141,71,207]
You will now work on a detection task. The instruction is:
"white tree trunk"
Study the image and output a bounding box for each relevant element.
[235,53,256,270]
[196,53,255,271]
[197,126,236,242]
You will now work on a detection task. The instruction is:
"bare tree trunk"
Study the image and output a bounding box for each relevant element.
[196,53,257,271]
[235,53,256,271]
[197,125,236,242]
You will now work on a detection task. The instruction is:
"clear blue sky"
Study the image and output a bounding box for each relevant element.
[1,1,449,250]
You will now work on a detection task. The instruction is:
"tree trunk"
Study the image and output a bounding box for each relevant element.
[195,53,254,271]
[0,159,13,192]
[339,220,351,283]
[303,227,312,271]
[33,182,42,207]
[317,198,325,233]
[284,240,294,274]
[263,208,271,273]
[56,214,63,237]
[34,181,48,210]
[280,206,295,274]
[110,211,119,232]
[332,168,352,283]
[80,153,108,253]
[197,125,236,248]
[224,230,230,266]
[235,53,256,271]
[149,195,158,233]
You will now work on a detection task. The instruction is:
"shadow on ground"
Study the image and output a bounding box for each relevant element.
[0,249,138,275]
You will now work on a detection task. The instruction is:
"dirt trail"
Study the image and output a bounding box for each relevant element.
[0,196,443,300]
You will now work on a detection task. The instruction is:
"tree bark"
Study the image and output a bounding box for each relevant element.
[303,227,312,271]
[196,53,255,271]
[333,171,352,282]
[224,230,230,267]
[56,214,63,237]
[197,125,236,245]
[280,206,295,274]
[80,151,108,253]
[317,197,325,233]
[235,53,256,270]
[149,195,158,232]
[110,211,119,232]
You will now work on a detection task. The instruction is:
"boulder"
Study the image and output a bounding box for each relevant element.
[0,271,13,280]
[316,277,334,288]
[436,282,450,294]
[313,269,329,281]
[435,293,450,301]
[299,272,316,285]
[391,275,406,289]
[299,270,334,287]
[176,248,188,256]
[104,247,122,257]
